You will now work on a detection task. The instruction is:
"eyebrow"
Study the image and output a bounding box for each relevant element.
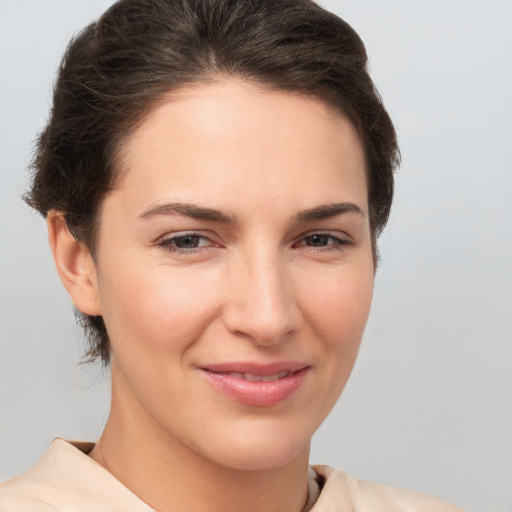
[138,201,364,224]
[138,202,237,224]
[295,202,365,222]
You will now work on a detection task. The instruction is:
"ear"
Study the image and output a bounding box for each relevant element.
[47,211,102,316]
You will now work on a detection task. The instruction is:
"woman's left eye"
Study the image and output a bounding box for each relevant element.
[295,233,350,250]
[158,233,212,252]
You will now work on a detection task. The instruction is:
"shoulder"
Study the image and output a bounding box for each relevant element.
[0,439,87,512]
[0,439,153,512]
[312,465,466,512]
[0,493,58,512]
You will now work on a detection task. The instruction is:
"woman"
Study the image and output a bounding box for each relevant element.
[0,0,464,510]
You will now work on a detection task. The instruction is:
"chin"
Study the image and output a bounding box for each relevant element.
[219,445,309,472]
[195,421,312,472]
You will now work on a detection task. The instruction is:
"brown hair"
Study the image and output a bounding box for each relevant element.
[25,0,399,364]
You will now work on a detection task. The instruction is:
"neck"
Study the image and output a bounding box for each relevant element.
[89,365,311,512]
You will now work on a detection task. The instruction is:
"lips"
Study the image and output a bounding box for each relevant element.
[217,370,291,382]
[200,362,309,407]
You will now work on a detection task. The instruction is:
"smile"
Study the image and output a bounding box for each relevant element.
[215,371,291,382]
[200,363,309,407]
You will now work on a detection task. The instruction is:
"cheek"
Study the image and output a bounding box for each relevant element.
[97,261,221,357]
[301,262,374,347]
[291,261,374,428]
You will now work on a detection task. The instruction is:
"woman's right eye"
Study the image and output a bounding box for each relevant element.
[158,233,212,252]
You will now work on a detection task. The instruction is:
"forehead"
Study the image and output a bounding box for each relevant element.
[111,80,368,217]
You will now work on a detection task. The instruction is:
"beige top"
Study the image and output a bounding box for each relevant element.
[0,439,465,511]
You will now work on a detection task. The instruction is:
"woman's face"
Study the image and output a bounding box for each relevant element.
[91,81,374,470]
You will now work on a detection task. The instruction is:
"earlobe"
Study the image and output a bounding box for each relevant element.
[47,211,102,316]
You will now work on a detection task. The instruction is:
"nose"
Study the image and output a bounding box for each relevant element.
[222,248,301,346]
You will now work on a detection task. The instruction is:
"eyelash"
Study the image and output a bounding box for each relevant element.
[295,233,352,252]
[157,232,214,254]
[157,231,352,254]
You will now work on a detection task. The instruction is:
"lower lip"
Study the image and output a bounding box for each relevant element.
[201,368,308,407]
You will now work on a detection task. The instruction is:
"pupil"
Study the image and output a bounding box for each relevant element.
[176,235,199,248]
[309,234,329,246]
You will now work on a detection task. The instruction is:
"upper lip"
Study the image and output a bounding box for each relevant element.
[200,361,309,376]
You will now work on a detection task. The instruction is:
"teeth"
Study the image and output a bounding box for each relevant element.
[243,373,262,382]
[222,371,291,381]
[215,370,294,381]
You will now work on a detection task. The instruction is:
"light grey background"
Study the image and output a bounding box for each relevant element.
[1,1,511,511]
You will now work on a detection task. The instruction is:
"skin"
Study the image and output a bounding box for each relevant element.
[49,80,374,512]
